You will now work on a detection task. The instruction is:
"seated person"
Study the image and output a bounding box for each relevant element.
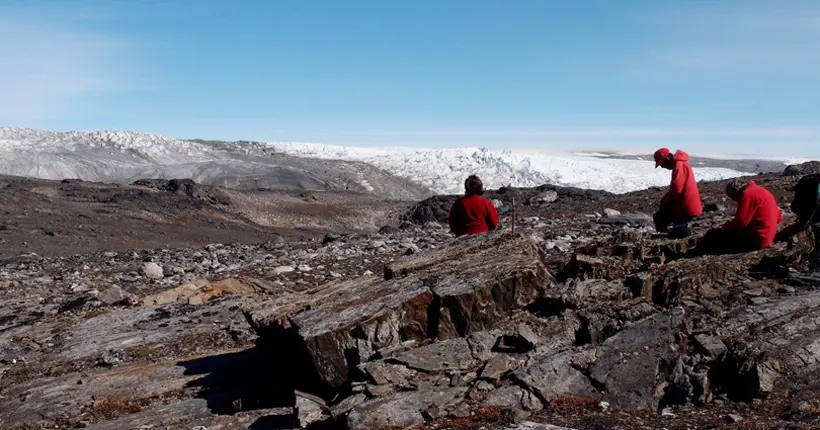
[652,148,703,237]
[448,175,499,237]
[689,179,783,256]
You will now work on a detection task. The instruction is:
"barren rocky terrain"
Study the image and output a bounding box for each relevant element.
[2,165,820,430]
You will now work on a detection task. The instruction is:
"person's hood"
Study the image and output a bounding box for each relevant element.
[672,150,690,162]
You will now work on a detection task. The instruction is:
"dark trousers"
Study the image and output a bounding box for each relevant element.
[653,208,695,235]
[687,228,760,257]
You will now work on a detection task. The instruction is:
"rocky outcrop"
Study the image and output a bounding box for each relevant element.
[783,160,820,176]
[245,232,554,398]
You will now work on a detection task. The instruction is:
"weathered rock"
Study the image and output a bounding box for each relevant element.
[391,338,480,373]
[141,262,164,279]
[694,334,727,359]
[528,190,559,205]
[272,265,295,274]
[480,354,519,380]
[649,246,786,306]
[345,387,468,430]
[597,212,653,227]
[246,232,553,397]
[511,350,599,404]
[141,277,259,307]
[564,254,633,281]
[715,291,820,399]
[98,285,128,305]
[784,160,820,176]
[295,390,330,427]
[485,384,543,412]
[588,308,689,411]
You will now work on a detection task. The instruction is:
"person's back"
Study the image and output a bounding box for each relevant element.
[723,181,782,248]
[448,175,499,237]
[662,150,703,218]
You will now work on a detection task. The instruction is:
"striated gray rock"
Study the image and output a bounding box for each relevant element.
[715,291,820,398]
[511,350,599,404]
[588,309,689,411]
[245,232,554,396]
[345,387,469,430]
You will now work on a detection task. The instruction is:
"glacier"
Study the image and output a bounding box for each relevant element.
[0,126,790,197]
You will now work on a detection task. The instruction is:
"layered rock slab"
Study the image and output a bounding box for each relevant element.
[714,291,820,398]
[245,232,554,397]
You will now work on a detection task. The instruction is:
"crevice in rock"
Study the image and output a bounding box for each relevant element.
[427,291,442,341]
[573,362,607,393]
[523,297,575,319]
[246,315,338,404]
[573,314,617,346]
[707,347,763,402]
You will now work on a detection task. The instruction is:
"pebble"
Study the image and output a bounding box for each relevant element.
[273,265,295,274]
[726,413,743,423]
[141,262,164,279]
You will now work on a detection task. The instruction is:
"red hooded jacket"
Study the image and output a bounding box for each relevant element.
[660,150,703,218]
[722,181,783,248]
[448,194,499,237]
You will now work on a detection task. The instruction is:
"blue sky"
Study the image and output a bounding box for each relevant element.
[2,0,819,156]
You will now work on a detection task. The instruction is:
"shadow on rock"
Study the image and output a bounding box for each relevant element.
[177,337,295,416]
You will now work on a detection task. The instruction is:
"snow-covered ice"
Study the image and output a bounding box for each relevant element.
[0,126,787,195]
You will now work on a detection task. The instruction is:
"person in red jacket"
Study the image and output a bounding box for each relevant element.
[688,179,783,256]
[653,148,703,237]
[722,179,783,248]
[448,175,499,237]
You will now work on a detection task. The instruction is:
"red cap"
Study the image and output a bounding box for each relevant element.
[653,148,671,168]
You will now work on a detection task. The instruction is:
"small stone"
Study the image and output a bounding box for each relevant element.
[295,391,328,427]
[272,265,295,274]
[528,190,558,205]
[103,251,118,258]
[603,208,621,217]
[726,414,743,423]
[694,334,727,358]
[98,286,127,305]
[742,288,764,297]
[141,262,164,279]
[517,323,540,347]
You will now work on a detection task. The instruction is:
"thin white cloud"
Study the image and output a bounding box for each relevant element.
[640,2,820,72]
[0,15,136,123]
